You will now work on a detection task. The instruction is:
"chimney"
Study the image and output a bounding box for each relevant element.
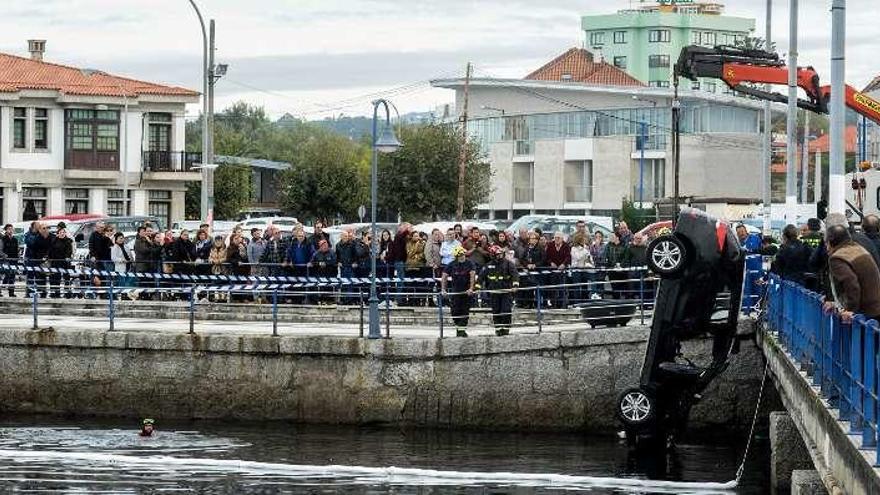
[27,40,46,61]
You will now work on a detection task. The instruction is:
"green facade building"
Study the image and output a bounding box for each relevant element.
[582,2,755,92]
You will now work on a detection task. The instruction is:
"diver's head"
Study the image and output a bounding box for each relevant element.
[140,418,154,436]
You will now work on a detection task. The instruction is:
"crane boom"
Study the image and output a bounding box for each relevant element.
[675,45,880,125]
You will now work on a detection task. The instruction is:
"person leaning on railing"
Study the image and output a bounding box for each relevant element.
[48,227,74,299]
[822,224,880,323]
[0,223,19,297]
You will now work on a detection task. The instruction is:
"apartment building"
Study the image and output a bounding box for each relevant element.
[0,40,200,226]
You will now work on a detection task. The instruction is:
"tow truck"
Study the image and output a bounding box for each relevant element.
[618,44,880,446]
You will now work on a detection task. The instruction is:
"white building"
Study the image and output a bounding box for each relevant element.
[0,40,200,226]
[431,48,776,220]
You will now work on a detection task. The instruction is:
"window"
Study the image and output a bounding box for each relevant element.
[64,188,89,215]
[613,56,627,69]
[564,161,593,203]
[148,112,172,152]
[632,159,666,202]
[648,55,670,68]
[65,109,119,152]
[734,34,746,45]
[589,32,605,46]
[705,82,717,93]
[613,31,627,44]
[691,31,702,44]
[107,189,131,216]
[34,108,48,149]
[648,29,670,43]
[148,190,172,227]
[691,81,701,90]
[702,32,717,46]
[22,187,47,221]
[649,80,670,88]
[720,33,733,45]
[13,108,26,149]
[512,163,534,203]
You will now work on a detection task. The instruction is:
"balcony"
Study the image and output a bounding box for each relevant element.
[65,150,119,171]
[513,187,534,204]
[564,185,593,203]
[633,134,668,152]
[143,151,202,172]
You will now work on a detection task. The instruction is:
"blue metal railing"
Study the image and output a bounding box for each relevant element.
[766,275,880,461]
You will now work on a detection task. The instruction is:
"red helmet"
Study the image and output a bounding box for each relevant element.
[489,244,504,257]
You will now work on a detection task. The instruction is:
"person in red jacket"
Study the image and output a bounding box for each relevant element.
[544,232,571,308]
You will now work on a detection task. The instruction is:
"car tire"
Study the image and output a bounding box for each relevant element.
[617,387,656,429]
[646,235,688,278]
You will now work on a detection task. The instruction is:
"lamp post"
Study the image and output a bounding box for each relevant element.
[368,99,402,339]
[187,0,211,222]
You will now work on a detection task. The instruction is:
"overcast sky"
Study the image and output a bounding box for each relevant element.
[3,0,877,119]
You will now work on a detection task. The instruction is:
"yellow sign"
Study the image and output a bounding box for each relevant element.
[854,92,880,116]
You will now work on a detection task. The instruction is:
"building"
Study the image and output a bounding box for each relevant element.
[431,47,777,220]
[581,1,754,91]
[0,40,200,226]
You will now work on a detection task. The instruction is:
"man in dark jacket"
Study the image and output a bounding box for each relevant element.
[171,230,196,275]
[801,218,824,251]
[544,232,571,308]
[477,245,520,336]
[335,229,359,304]
[863,214,880,256]
[133,227,153,273]
[25,222,53,296]
[825,225,880,322]
[0,223,19,296]
[47,227,74,298]
[771,224,812,285]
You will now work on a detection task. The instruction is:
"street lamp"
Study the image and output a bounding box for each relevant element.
[187,0,210,222]
[369,99,401,339]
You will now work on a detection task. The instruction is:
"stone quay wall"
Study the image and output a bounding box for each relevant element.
[0,324,769,432]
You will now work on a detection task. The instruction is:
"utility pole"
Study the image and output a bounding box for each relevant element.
[784,0,799,225]
[801,110,810,203]
[815,148,822,204]
[762,0,773,233]
[829,0,846,214]
[204,19,217,225]
[455,62,472,221]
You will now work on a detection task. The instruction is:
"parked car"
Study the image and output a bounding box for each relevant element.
[412,221,497,235]
[236,216,300,233]
[507,215,613,240]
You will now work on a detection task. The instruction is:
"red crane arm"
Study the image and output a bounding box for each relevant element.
[721,63,822,101]
[820,85,880,125]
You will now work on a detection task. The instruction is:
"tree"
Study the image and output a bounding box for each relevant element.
[377,124,492,221]
[185,163,253,220]
[278,128,369,222]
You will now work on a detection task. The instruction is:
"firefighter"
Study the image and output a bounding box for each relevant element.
[440,245,476,337]
[477,245,520,336]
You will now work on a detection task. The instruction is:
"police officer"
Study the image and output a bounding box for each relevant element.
[801,218,824,251]
[440,245,476,337]
[477,245,520,336]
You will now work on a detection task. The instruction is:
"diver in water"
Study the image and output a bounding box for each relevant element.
[139,419,155,437]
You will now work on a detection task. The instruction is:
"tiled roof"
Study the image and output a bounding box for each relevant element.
[525,48,644,87]
[770,126,856,173]
[0,52,198,97]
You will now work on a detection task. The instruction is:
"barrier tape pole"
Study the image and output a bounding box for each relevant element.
[189,286,196,334]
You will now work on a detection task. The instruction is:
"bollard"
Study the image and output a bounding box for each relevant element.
[108,277,115,332]
[358,288,365,338]
[437,289,445,339]
[272,288,279,337]
[31,279,38,330]
[536,284,543,334]
[189,286,196,334]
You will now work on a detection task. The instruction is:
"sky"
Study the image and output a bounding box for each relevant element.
[2,0,878,120]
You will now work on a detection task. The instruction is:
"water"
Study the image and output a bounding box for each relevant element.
[0,415,769,494]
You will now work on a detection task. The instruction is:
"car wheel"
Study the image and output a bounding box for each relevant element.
[617,387,656,428]
[647,235,687,278]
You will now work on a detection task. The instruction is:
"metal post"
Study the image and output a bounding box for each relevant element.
[369,102,382,339]
[272,288,279,337]
[205,19,216,225]
[108,277,115,332]
[536,284,543,334]
[638,120,646,206]
[639,271,645,326]
[187,0,210,221]
[801,111,810,204]
[437,289,445,339]
[829,0,846,214]
[384,283,391,338]
[785,0,799,225]
[815,149,823,204]
[358,288,365,338]
[31,279,37,330]
[763,0,773,233]
[189,286,195,334]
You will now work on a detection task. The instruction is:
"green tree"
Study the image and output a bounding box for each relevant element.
[377,124,492,221]
[278,128,369,222]
[185,163,253,220]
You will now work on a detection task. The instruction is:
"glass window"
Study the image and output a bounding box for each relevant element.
[702,32,717,46]
[148,113,172,152]
[691,31,702,44]
[649,80,670,88]
[64,188,89,215]
[107,189,131,216]
[13,107,26,149]
[148,191,172,227]
[649,29,670,43]
[66,109,119,152]
[34,108,48,149]
[705,82,717,93]
[564,161,593,203]
[96,124,118,151]
[648,55,670,68]
[613,56,627,69]
[148,190,171,200]
[589,32,605,46]
[22,187,47,221]
[613,31,627,44]
[692,81,701,90]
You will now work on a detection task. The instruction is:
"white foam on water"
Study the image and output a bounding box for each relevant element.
[0,448,737,493]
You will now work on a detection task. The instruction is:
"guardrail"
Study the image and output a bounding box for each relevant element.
[766,275,880,461]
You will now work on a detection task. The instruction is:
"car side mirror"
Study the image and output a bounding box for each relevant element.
[74,233,84,243]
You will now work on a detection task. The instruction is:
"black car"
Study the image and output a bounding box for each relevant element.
[617,208,745,445]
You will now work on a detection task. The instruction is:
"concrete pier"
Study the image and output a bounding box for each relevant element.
[0,324,766,432]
